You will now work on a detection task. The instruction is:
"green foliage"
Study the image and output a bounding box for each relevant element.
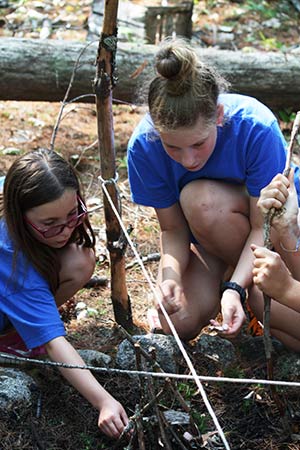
[79,433,100,450]
[0,111,10,119]
[257,31,283,51]
[278,109,297,124]
[97,299,108,315]
[242,396,253,413]
[245,1,277,19]
[117,155,128,170]
[191,411,208,434]
[178,381,197,400]
[205,0,219,8]
[222,365,245,379]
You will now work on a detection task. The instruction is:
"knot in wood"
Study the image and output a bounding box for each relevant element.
[263,206,286,249]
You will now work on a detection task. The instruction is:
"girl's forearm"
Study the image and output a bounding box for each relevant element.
[230,227,264,289]
[45,336,112,410]
[160,229,190,283]
[275,226,300,281]
[273,277,300,312]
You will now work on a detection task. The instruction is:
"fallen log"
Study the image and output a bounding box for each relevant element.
[0,38,300,110]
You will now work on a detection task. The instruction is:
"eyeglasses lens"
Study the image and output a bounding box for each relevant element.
[43,212,86,238]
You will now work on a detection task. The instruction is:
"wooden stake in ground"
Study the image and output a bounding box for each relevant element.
[94,0,132,328]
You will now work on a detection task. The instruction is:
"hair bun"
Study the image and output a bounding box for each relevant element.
[155,40,198,96]
[155,50,182,79]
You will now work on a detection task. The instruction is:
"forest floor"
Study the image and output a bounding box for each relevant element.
[1,1,300,449]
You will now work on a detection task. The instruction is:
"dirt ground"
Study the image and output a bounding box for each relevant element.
[1,1,300,449]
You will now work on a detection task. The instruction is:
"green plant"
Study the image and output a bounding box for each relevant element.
[204,0,218,8]
[79,433,95,450]
[245,0,276,19]
[191,411,208,434]
[278,109,297,124]
[177,381,197,400]
[117,155,128,170]
[223,365,245,379]
[257,31,283,50]
[1,111,10,119]
[97,300,108,315]
[242,396,253,413]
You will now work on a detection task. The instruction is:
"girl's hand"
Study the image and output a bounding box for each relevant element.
[211,290,245,338]
[257,169,298,233]
[251,244,293,300]
[156,279,183,315]
[98,397,129,439]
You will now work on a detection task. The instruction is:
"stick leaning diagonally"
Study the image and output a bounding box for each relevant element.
[262,110,300,424]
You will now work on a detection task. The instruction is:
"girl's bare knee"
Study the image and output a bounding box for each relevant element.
[159,314,203,341]
[180,180,221,230]
[75,247,96,284]
[59,245,96,287]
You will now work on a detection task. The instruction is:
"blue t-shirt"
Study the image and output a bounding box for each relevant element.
[0,176,4,192]
[0,220,66,350]
[128,94,300,208]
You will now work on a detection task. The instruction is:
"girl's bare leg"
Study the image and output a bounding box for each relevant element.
[248,285,300,352]
[55,244,96,307]
[157,180,251,340]
[158,244,226,340]
[180,179,250,267]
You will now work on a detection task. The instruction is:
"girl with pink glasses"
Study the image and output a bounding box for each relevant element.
[0,148,129,439]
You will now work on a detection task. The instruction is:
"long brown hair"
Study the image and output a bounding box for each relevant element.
[2,148,95,293]
[148,38,230,132]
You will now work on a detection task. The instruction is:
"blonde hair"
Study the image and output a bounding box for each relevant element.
[148,38,229,131]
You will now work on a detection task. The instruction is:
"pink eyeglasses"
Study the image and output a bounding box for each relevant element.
[25,195,88,239]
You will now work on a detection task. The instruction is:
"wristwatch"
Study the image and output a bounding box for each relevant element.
[220,281,247,305]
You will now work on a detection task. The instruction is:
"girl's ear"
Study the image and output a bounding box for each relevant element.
[216,104,224,125]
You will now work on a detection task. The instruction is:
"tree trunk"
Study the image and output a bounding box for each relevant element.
[0,38,300,111]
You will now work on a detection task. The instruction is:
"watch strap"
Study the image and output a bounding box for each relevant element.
[220,281,246,305]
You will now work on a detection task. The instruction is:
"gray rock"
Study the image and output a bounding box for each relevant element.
[196,334,237,368]
[116,334,181,374]
[234,334,286,363]
[0,368,36,410]
[77,349,111,367]
[274,352,300,380]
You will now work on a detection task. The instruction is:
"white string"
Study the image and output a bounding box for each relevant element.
[2,352,300,388]
[100,180,231,450]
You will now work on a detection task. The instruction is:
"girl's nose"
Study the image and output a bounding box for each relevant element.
[59,224,72,239]
[181,148,196,169]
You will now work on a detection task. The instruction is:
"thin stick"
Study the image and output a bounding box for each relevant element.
[284,111,300,174]
[262,111,300,430]
[135,405,146,450]
[134,343,146,404]
[148,350,173,450]
[118,325,197,415]
[119,326,201,439]
[50,40,96,151]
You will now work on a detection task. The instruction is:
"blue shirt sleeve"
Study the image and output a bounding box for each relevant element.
[1,287,66,350]
[128,134,179,208]
[0,220,66,350]
[245,121,287,197]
